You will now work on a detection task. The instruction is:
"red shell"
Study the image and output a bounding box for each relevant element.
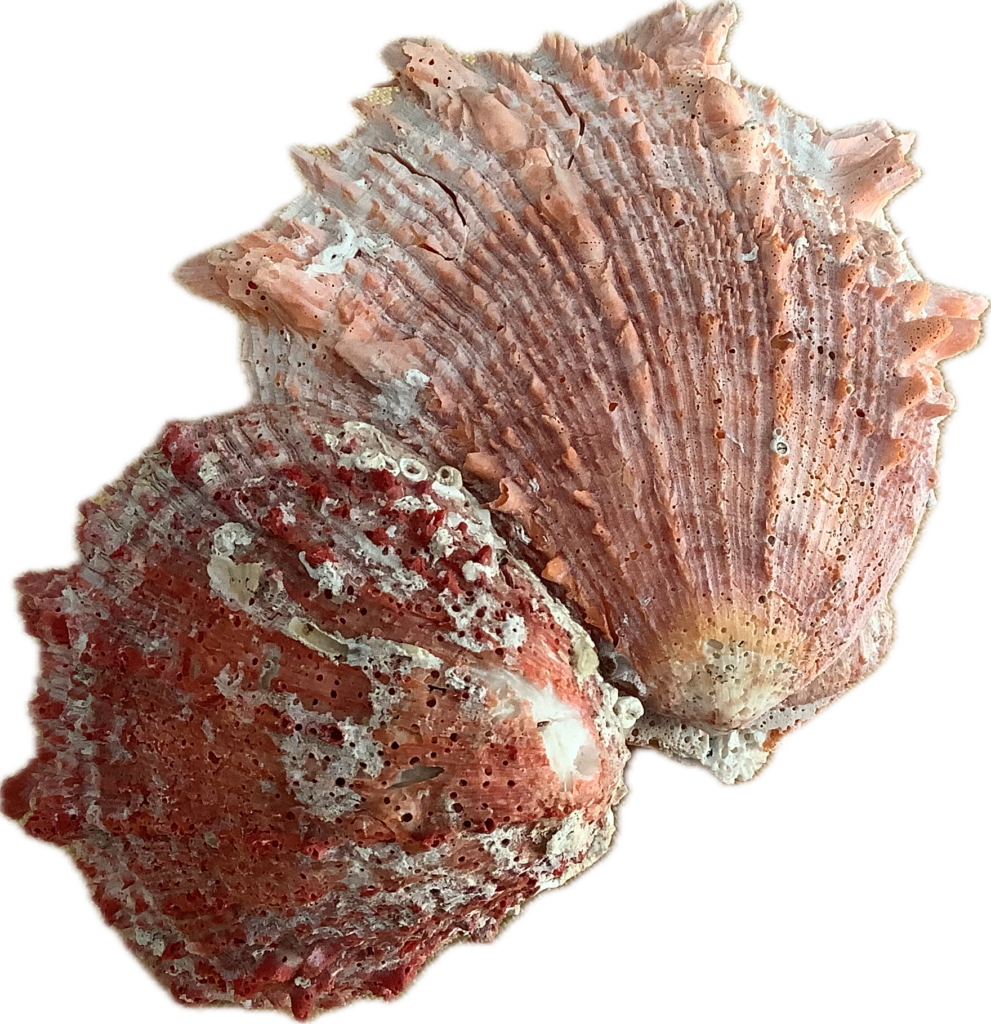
[3,403,635,1017]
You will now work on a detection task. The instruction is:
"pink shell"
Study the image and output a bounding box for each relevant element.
[177,2,985,777]
[3,0,986,1019]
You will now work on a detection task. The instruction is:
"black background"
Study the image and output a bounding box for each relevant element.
[3,4,986,1019]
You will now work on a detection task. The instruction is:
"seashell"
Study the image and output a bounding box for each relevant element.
[2,402,636,1017]
[177,1,986,777]
[3,0,986,1019]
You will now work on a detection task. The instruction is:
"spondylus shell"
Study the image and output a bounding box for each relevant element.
[177,1,986,775]
[3,2,986,1024]
[2,404,638,1017]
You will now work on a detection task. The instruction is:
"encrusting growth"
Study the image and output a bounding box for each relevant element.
[3,2,984,1017]
[4,405,637,1016]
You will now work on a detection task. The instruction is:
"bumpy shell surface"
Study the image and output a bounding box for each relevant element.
[2,403,637,1017]
[1,4,991,1019]
[180,1,985,774]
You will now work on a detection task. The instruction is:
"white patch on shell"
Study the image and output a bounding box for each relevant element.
[461,559,496,584]
[303,219,382,276]
[633,692,831,785]
[429,527,456,560]
[299,550,346,598]
[479,826,528,872]
[277,721,379,820]
[354,532,429,595]
[285,617,442,684]
[213,657,394,820]
[442,630,488,653]
[213,664,256,725]
[473,666,600,788]
[197,451,222,485]
[353,449,399,474]
[372,368,431,426]
[438,585,527,653]
[133,927,167,958]
[499,613,528,649]
[441,667,493,721]
[613,694,644,732]
[634,712,765,782]
[315,219,356,263]
[205,522,263,606]
[537,809,616,890]
[207,555,263,608]
[211,522,253,557]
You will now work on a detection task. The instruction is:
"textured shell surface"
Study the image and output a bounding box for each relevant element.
[1,2,988,1024]
[176,0,985,778]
